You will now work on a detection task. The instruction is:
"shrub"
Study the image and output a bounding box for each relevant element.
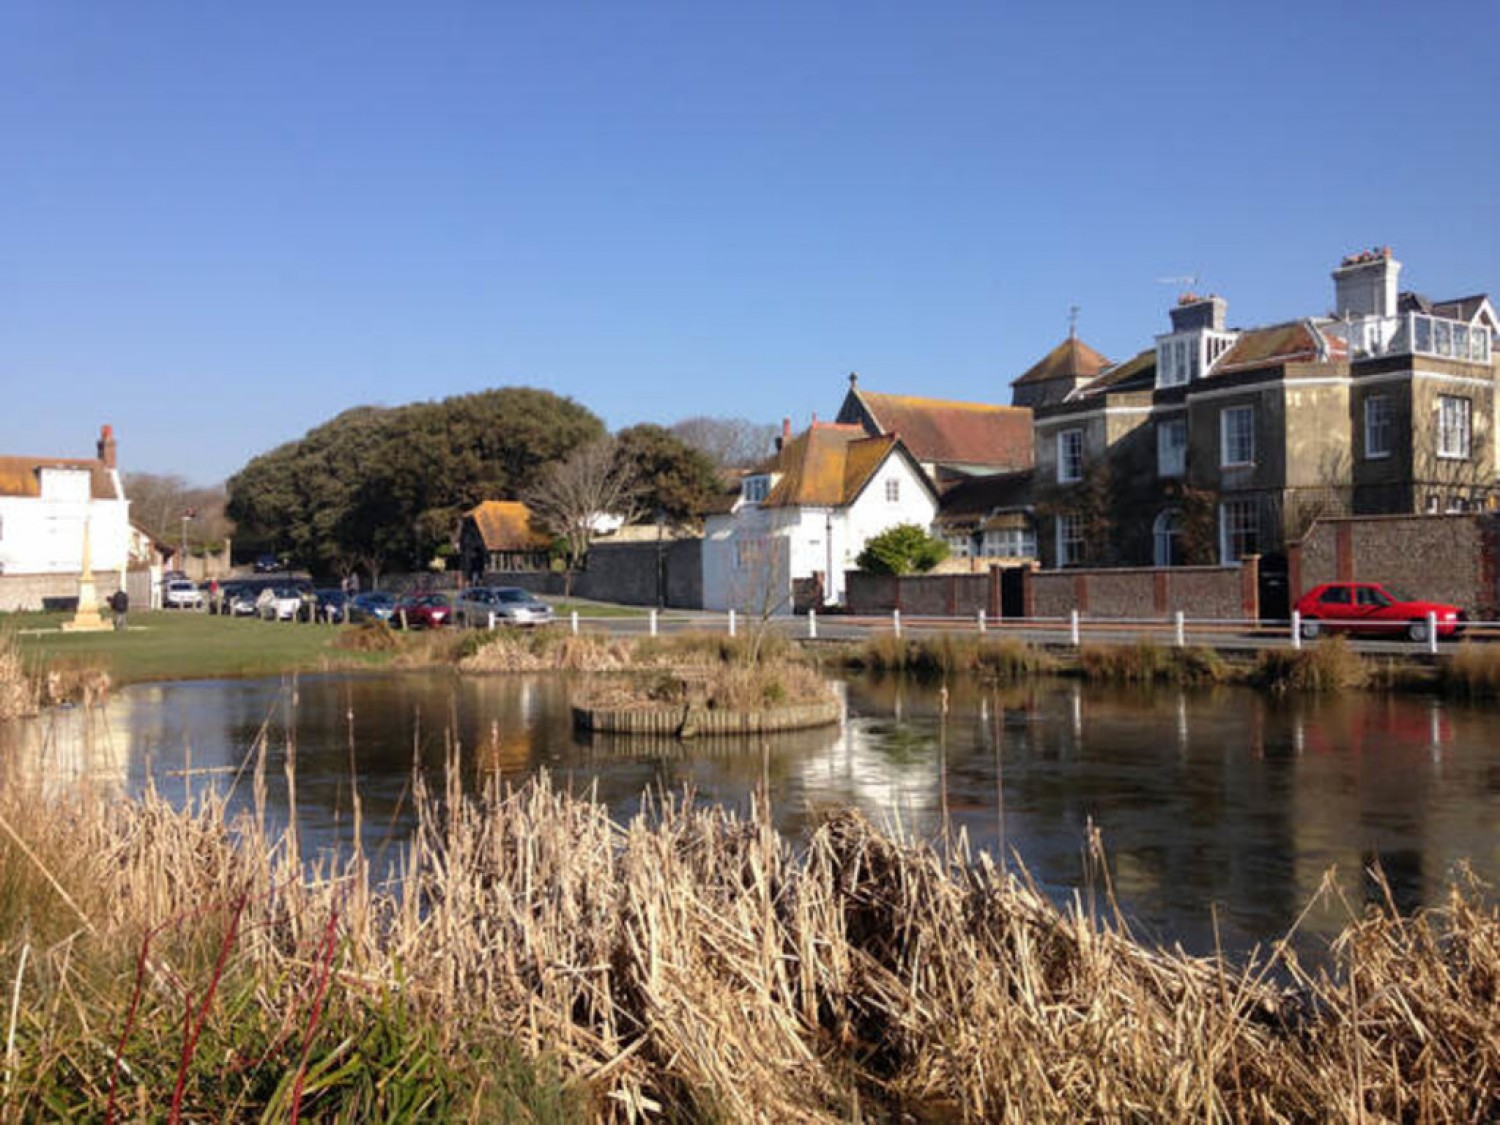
[855,524,950,576]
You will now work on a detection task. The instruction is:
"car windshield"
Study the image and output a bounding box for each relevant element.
[496,589,533,604]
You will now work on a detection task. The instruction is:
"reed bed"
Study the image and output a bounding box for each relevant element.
[0,630,35,722]
[847,633,1049,680]
[2,756,1497,1121]
[1253,637,1370,692]
[1439,641,1500,700]
[1079,641,1229,685]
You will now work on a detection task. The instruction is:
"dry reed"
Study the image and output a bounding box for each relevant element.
[0,630,35,722]
[1,756,1497,1121]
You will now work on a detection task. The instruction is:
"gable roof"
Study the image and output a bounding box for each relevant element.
[844,388,1033,471]
[1012,336,1113,387]
[756,424,932,509]
[0,456,117,500]
[1072,348,1157,399]
[464,500,550,551]
[935,469,1033,520]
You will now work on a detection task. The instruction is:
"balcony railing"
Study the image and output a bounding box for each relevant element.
[1343,313,1493,364]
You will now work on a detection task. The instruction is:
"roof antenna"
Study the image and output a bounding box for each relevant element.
[1068,305,1080,340]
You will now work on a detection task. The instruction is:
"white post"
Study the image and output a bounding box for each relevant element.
[1427,611,1438,655]
[728,609,736,637]
[807,608,817,639]
[570,609,579,636]
[487,610,495,630]
[649,608,658,637]
[1069,609,1080,647]
[893,608,902,637]
[1174,610,1185,648]
[977,609,986,634]
[1291,609,1302,650]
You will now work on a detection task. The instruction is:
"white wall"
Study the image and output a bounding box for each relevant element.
[0,479,131,578]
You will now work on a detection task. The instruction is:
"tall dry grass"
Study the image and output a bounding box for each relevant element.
[848,634,1047,680]
[1079,641,1228,685]
[1254,637,1370,692]
[1,751,1496,1121]
[0,630,35,722]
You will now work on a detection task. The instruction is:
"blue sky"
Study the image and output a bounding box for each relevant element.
[3,1,1496,483]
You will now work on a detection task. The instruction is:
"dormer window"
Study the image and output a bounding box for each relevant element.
[742,475,771,503]
[1156,331,1237,389]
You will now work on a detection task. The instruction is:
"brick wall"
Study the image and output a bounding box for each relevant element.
[1022,565,1249,620]
[1294,514,1496,617]
[845,572,991,616]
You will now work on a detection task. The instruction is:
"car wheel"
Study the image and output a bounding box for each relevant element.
[1299,617,1320,640]
[1407,620,1429,643]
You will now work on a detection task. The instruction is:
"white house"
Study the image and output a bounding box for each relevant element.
[702,422,938,613]
[0,426,132,598]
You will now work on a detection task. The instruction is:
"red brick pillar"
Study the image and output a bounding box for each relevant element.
[1240,554,1260,621]
[1152,570,1168,615]
[987,565,1001,619]
[1336,522,1354,582]
[1022,566,1035,618]
[1074,574,1089,614]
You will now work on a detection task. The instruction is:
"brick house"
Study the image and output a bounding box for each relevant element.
[1030,250,1498,576]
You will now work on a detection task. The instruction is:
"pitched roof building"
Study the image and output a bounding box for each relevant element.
[1010,335,1113,410]
[457,500,552,580]
[835,375,1033,484]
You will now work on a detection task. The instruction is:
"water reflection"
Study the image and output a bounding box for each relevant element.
[4,670,1498,959]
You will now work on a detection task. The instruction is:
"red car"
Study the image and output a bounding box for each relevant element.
[1293,582,1465,642]
[393,592,455,629]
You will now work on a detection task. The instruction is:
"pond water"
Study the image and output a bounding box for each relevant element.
[7,670,1500,959]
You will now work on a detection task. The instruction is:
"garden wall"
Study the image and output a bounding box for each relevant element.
[486,539,703,609]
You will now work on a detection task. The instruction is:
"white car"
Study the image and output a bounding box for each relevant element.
[256,586,304,621]
[164,579,205,610]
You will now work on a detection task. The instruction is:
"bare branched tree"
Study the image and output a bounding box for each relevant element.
[670,416,778,468]
[522,438,642,594]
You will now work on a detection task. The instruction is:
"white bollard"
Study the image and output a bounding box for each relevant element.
[488,610,495,630]
[1069,609,1080,647]
[649,608,658,637]
[1291,609,1302,650]
[1427,611,1438,655]
[807,608,817,639]
[978,609,986,634]
[893,608,902,637]
[1174,610,1185,648]
[728,609,736,637]
[570,609,579,636]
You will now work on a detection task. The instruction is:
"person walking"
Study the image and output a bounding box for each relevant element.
[109,588,129,631]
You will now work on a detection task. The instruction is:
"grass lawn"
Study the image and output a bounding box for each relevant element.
[8,609,397,685]
[549,599,649,618]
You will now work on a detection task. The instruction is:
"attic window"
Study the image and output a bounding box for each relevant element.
[742,476,770,503]
[885,478,900,503]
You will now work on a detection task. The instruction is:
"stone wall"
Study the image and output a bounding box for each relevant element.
[844,571,994,617]
[1028,564,1252,620]
[486,539,703,609]
[1293,514,1498,617]
[0,569,139,613]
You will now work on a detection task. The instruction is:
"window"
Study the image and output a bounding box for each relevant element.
[1220,406,1255,466]
[946,532,973,558]
[1153,508,1182,567]
[982,527,1037,558]
[1437,395,1471,459]
[1057,429,1084,483]
[742,476,769,503]
[1318,585,1351,606]
[1056,513,1085,567]
[885,477,900,503]
[1157,417,1186,477]
[1219,497,1259,563]
[1364,395,1391,459]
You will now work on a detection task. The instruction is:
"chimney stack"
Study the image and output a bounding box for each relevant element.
[97,424,117,470]
[776,416,791,452]
[1332,247,1400,319]
[1169,293,1228,334]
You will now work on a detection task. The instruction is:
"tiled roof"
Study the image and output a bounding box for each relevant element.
[935,470,1033,520]
[1012,336,1112,386]
[465,500,550,551]
[1213,321,1326,374]
[851,390,1032,470]
[1072,349,1156,398]
[758,424,910,508]
[0,456,115,500]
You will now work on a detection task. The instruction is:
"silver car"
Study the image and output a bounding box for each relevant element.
[456,586,553,628]
[164,579,205,610]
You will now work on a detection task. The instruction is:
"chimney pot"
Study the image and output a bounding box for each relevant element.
[97,424,118,470]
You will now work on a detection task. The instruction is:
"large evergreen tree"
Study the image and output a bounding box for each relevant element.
[226,388,604,577]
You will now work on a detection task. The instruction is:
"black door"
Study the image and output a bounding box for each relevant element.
[1001,567,1027,619]
[1258,553,1289,623]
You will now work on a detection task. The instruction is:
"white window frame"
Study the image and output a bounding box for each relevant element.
[1436,395,1471,460]
[1218,497,1259,564]
[1056,513,1085,567]
[1057,429,1084,483]
[884,477,900,503]
[982,526,1037,558]
[1157,417,1186,477]
[1153,508,1181,567]
[1364,395,1391,460]
[1220,406,1255,467]
[742,475,770,503]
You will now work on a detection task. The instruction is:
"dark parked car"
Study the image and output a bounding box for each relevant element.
[253,554,282,574]
[393,592,455,629]
[313,588,349,623]
[224,584,261,617]
[1293,582,1466,642]
[347,591,396,623]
